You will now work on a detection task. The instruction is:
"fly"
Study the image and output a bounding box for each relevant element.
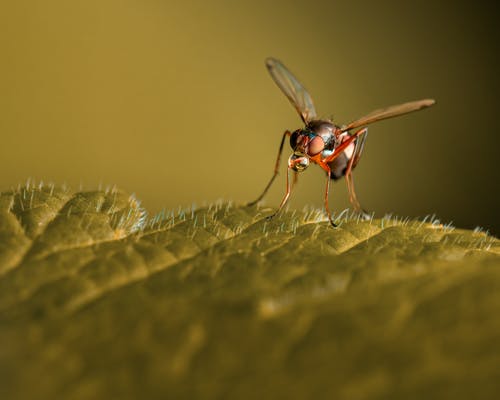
[248,57,435,227]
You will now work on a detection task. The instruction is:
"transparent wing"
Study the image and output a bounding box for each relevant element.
[342,99,435,132]
[266,57,317,123]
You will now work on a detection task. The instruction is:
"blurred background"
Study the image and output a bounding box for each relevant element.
[0,0,498,234]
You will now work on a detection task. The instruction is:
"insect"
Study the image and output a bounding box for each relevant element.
[248,57,435,227]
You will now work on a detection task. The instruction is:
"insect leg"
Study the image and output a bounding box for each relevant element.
[323,129,363,164]
[345,128,370,219]
[266,167,293,220]
[351,128,368,168]
[324,168,337,227]
[247,130,291,206]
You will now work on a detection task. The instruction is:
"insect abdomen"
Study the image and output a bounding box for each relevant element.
[328,152,348,180]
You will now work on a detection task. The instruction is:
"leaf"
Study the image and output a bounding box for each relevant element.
[0,183,499,399]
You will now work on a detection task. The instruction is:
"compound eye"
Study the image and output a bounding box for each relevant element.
[307,136,325,156]
[289,130,302,149]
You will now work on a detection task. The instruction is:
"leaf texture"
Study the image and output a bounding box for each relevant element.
[0,183,499,399]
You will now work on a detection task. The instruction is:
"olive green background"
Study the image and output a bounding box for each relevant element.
[1,0,498,235]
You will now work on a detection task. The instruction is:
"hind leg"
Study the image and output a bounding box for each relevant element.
[345,172,370,219]
[345,129,371,219]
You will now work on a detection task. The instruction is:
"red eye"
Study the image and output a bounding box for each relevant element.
[307,136,325,156]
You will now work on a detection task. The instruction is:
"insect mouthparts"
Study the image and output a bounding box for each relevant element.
[289,152,309,172]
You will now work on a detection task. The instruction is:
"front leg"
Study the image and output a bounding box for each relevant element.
[266,167,293,221]
[247,130,291,206]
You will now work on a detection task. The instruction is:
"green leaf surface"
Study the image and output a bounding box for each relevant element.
[0,184,499,399]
